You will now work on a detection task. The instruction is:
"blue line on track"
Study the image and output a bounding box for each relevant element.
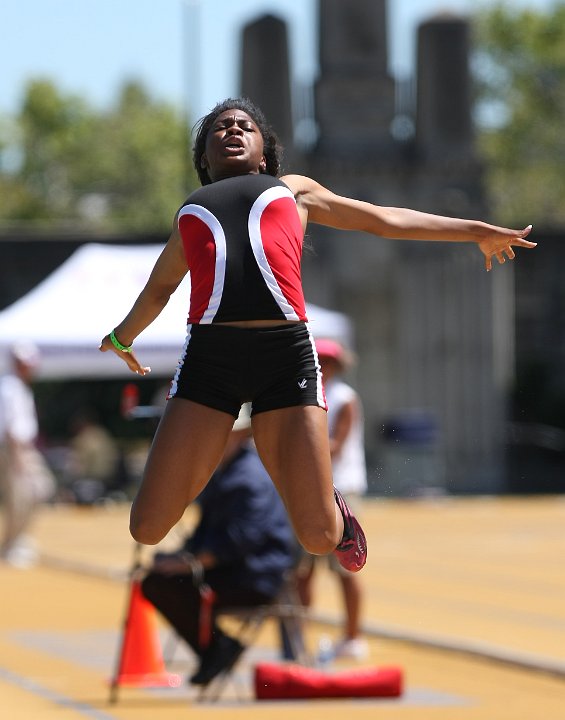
[0,665,118,720]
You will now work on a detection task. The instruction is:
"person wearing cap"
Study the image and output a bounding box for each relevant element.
[141,404,295,686]
[0,343,55,567]
[296,338,369,660]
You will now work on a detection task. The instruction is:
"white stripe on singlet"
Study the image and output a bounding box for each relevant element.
[248,186,300,321]
[178,204,226,323]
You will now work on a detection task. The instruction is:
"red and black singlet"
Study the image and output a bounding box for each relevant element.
[178,174,307,324]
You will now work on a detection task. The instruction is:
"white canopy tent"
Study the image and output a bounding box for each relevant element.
[0,244,353,379]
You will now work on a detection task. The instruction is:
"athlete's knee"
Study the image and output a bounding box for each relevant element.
[130,521,164,546]
[129,507,168,546]
[295,526,337,556]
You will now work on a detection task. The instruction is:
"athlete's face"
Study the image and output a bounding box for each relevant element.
[201,109,267,182]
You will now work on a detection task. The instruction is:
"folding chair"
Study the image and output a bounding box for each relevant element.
[197,573,311,701]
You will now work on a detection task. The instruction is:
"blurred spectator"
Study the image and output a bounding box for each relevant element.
[0,343,55,567]
[296,339,369,660]
[66,410,120,503]
[141,404,295,686]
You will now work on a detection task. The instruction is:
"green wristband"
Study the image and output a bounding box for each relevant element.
[110,330,133,353]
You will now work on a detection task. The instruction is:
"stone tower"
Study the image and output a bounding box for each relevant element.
[301,1,508,494]
[314,0,395,156]
[239,1,511,494]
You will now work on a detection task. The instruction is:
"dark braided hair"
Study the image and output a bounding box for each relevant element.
[192,98,283,186]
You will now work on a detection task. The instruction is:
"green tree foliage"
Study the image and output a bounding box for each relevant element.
[0,79,197,232]
[473,3,565,226]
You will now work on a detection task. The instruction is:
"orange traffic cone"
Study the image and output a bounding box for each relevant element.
[110,578,181,699]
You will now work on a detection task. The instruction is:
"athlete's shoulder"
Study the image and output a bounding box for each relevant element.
[181,173,285,207]
[280,174,319,195]
[235,173,287,193]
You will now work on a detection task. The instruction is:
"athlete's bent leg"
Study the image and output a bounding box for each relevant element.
[251,405,343,555]
[130,399,235,545]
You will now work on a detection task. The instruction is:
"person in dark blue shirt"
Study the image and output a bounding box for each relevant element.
[141,404,294,686]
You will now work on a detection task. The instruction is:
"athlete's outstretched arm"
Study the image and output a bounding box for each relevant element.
[282,174,536,271]
[99,222,188,375]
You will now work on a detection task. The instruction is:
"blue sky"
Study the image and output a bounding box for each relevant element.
[0,0,558,122]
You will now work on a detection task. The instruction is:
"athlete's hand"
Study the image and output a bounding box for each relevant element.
[478,224,536,272]
[99,334,151,376]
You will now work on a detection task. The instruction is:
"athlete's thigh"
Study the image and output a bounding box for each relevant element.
[251,405,337,545]
[130,398,235,543]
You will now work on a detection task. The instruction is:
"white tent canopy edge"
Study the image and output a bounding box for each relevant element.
[0,243,353,379]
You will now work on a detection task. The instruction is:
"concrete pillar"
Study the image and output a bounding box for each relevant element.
[240,14,293,152]
[416,15,473,163]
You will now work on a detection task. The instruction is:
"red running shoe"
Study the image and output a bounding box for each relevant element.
[333,488,367,572]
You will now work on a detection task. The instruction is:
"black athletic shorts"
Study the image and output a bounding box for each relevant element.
[169,322,327,418]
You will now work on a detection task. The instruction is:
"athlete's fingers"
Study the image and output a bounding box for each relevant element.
[98,336,150,375]
[123,352,151,376]
[512,238,537,248]
[520,224,533,238]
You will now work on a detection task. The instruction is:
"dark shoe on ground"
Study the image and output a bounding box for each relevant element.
[332,487,367,572]
[189,635,245,686]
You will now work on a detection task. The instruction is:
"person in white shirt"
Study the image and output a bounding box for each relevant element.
[296,338,369,659]
[0,343,54,567]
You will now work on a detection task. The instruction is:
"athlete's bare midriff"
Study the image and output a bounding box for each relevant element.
[215,319,304,328]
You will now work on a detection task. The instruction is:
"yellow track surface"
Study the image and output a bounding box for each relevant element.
[2,497,564,719]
